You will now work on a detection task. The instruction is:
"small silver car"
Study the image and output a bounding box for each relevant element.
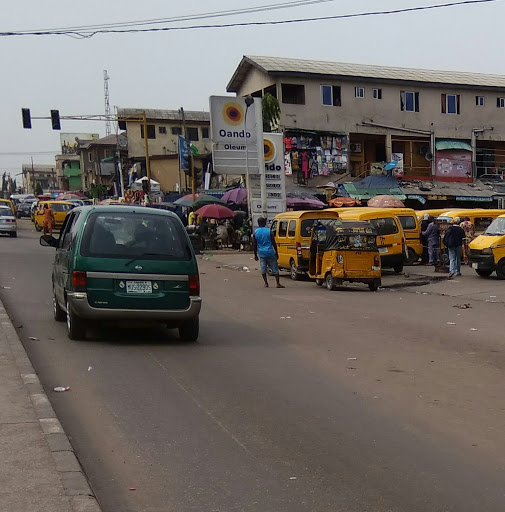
[0,206,17,237]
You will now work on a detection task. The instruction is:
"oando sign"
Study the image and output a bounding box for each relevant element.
[209,96,263,175]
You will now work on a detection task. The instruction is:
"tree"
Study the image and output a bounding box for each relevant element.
[262,93,281,132]
[35,181,43,196]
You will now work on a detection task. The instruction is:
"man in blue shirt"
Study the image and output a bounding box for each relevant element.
[253,217,285,288]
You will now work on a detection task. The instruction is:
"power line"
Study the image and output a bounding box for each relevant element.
[7,0,337,33]
[0,0,500,38]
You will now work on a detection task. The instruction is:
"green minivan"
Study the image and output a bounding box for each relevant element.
[40,205,201,341]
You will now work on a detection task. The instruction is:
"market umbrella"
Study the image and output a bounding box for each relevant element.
[56,192,86,201]
[367,195,405,208]
[286,197,326,209]
[174,193,204,207]
[192,194,228,209]
[195,204,236,219]
[221,187,247,204]
[329,197,362,207]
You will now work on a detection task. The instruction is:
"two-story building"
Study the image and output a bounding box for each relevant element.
[227,56,505,188]
[22,164,57,194]
[117,108,211,193]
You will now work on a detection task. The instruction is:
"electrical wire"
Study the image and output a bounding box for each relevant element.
[0,0,500,38]
[7,0,338,34]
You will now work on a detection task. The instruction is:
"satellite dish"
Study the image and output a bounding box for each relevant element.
[425,151,434,161]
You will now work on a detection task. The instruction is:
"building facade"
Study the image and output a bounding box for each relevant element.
[22,164,57,194]
[117,108,211,193]
[227,56,505,184]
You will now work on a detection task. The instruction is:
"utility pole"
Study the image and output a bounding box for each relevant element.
[180,107,195,200]
[142,111,151,200]
[104,70,111,136]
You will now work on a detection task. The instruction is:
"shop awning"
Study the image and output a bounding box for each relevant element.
[341,175,406,200]
[401,180,494,202]
[435,140,472,152]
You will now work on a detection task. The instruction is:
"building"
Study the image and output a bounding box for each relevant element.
[22,164,57,194]
[77,133,128,192]
[55,154,81,191]
[117,108,211,193]
[227,56,505,191]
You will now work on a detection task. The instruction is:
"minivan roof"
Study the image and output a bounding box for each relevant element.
[273,210,339,220]
[335,209,402,222]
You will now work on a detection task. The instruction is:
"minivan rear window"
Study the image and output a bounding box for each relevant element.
[80,212,191,260]
[398,215,416,230]
[300,218,331,237]
[51,203,74,212]
[369,217,399,236]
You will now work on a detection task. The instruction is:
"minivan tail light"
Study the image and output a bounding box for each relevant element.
[296,242,302,257]
[374,255,380,266]
[72,271,87,291]
[189,275,200,296]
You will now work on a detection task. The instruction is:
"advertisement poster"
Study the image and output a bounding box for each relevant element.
[60,133,99,155]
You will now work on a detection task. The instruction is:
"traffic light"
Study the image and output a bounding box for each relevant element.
[50,110,61,130]
[194,168,203,188]
[21,108,31,129]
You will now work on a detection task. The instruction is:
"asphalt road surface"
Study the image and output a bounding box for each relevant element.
[1,220,505,512]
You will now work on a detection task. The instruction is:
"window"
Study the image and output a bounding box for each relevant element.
[400,91,420,112]
[270,220,278,235]
[369,218,399,236]
[59,212,80,250]
[321,85,342,106]
[354,87,365,98]
[288,220,296,237]
[373,88,382,100]
[497,97,505,108]
[398,215,416,230]
[158,126,167,134]
[441,94,460,114]
[281,83,305,104]
[474,217,494,231]
[186,127,199,141]
[476,96,485,106]
[278,220,288,237]
[201,127,209,139]
[88,153,93,162]
[171,127,182,135]
[140,124,156,139]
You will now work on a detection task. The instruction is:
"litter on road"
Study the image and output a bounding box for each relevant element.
[28,336,39,341]
[347,357,357,360]
[453,303,472,309]
[54,386,70,392]
[470,328,478,331]
[446,322,456,325]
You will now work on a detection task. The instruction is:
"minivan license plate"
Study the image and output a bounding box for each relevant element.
[126,281,152,294]
[378,247,388,254]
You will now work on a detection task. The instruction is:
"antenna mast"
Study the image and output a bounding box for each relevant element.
[103,70,111,136]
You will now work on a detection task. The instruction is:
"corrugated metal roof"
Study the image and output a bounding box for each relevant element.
[117,108,209,123]
[402,180,495,198]
[227,55,505,92]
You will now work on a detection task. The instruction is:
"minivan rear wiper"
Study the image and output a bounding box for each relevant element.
[125,253,166,266]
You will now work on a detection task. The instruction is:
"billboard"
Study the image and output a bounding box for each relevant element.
[60,133,99,155]
[209,96,262,175]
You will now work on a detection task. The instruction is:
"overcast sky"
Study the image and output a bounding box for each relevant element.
[1,0,503,180]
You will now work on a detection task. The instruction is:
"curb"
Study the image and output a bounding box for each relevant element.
[0,301,102,512]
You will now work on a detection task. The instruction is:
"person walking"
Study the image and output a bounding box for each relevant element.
[253,217,285,289]
[422,216,440,267]
[443,216,466,277]
[459,216,475,265]
[420,213,431,264]
[42,203,55,236]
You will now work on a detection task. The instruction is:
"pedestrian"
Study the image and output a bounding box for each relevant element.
[420,213,431,264]
[188,209,197,226]
[253,217,285,289]
[459,216,475,265]
[42,203,54,236]
[443,216,466,277]
[421,215,440,267]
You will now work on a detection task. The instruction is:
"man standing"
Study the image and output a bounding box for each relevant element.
[253,217,285,289]
[443,217,466,277]
[459,216,475,265]
[422,216,440,267]
[42,203,54,236]
[420,213,431,264]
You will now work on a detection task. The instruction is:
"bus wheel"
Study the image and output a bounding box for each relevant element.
[496,261,505,280]
[393,263,404,274]
[476,269,493,278]
[325,273,336,291]
[405,248,418,265]
[290,261,300,281]
[315,278,324,286]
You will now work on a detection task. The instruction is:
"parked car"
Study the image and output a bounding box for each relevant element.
[40,205,201,341]
[17,199,36,218]
[0,206,17,237]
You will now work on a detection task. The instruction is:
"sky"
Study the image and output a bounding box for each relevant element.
[1,0,504,182]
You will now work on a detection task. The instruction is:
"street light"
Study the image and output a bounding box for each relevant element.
[244,95,254,221]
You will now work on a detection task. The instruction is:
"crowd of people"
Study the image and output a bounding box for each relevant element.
[421,214,474,278]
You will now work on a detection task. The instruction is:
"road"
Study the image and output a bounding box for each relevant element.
[1,220,505,512]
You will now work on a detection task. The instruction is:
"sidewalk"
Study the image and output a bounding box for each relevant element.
[0,300,101,512]
[199,250,505,302]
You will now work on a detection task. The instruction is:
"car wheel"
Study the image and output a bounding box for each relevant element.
[368,279,380,291]
[325,273,335,291]
[475,269,493,278]
[35,223,42,232]
[179,317,199,342]
[496,261,505,280]
[405,248,418,265]
[53,289,65,322]
[9,232,17,238]
[315,278,324,286]
[393,263,404,274]
[290,261,300,281]
[66,300,86,340]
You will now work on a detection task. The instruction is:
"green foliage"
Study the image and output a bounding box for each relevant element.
[34,181,43,196]
[262,93,280,132]
[90,183,108,199]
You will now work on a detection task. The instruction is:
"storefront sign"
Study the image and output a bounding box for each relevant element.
[392,153,404,178]
[209,96,262,175]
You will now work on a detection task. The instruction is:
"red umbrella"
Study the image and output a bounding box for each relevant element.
[195,204,235,219]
